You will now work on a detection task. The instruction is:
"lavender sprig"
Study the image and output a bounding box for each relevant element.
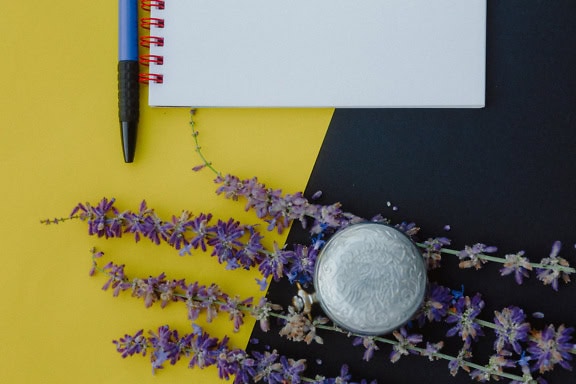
[212,173,362,236]
[52,192,576,291]
[416,240,575,290]
[312,317,531,382]
[89,249,276,333]
[69,198,322,285]
[114,324,372,383]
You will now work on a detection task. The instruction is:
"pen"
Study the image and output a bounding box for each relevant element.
[118,0,139,163]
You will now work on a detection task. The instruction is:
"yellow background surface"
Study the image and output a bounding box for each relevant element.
[0,2,332,382]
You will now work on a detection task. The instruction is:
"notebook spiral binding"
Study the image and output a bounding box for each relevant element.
[139,0,165,84]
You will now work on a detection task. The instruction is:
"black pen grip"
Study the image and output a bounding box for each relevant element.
[118,60,140,122]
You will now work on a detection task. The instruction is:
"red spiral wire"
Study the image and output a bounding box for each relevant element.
[139,0,165,84]
[140,17,165,29]
[141,0,165,11]
[139,35,164,48]
[139,55,164,65]
[139,73,164,84]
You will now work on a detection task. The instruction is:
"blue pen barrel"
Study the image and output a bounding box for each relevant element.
[119,0,139,61]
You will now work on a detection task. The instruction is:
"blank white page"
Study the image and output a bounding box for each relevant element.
[147,0,486,108]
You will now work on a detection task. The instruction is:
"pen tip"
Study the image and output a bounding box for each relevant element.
[121,122,137,163]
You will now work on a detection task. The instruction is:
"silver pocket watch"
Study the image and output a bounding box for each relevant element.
[294,222,427,335]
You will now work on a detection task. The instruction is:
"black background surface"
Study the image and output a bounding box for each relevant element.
[249,1,576,383]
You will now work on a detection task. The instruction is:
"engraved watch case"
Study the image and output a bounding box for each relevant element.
[314,222,427,335]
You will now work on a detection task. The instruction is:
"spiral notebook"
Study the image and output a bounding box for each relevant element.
[140,0,486,108]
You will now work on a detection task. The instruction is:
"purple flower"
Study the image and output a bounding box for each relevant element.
[308,202,351,234]
[234,226,266,268]
[148,326,189,372]
[509,351,546,384]
[89,248,104,276]
[469,353,515,382]
[185,281,209,321]
[395,221,420,238]
[267,191,309,233]
[188,331,219,369]
[352,336,380,362]
[123,200,155,242]
[458,243,498,270]
[130,273,167,308]
[286,244,318,285]
[493,306,531,354]
[216,346,256,384]
[279,306,327,345]
[162,211,194,250]
[220,295,253,332]
[448,347,472,376]
[255,277,268,291]
[207,218,245,267]
[527,324,574,374]
[250,297,282,332]
[182,212,213,253]
[142,212,170,245]
[314,364,353,384]
[240,177,275,218]
[421,341,444,361]
[155,278,186,308]
[71,197,119,238]
[422,237,451,269]
[113,329,147,357]
[389,327,422,363]
[500,251,533,285]
[201,283,226,323]
[101,261,128,296]
[311,190,323,200]
[280,356,306,383]
[446,293,485,346]
[417,283,453,326]
[535,241,573,291]
[252,349,284,384]
[214,174,244,201]
[259,242,292,281]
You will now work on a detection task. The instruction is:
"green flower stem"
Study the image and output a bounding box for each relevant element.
[190,111,220,176]
[40,215,78,225]
[415,242,576,274]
